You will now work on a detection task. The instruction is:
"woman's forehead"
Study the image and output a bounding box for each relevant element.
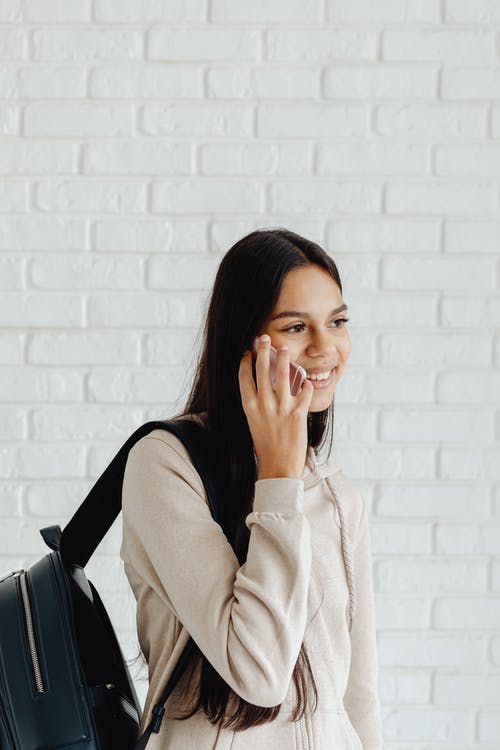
[274,266,343,310]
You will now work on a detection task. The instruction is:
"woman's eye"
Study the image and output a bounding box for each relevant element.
[283,323,304,333]
[282,318,349,333]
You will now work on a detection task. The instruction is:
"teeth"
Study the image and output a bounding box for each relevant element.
[307,369,333,381]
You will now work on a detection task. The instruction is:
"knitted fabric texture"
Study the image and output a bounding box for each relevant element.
[324,474,356,632]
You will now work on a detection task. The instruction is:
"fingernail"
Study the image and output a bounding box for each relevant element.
[260,334,270,343]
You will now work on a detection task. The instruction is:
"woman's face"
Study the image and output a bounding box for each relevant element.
[258,265,351,413]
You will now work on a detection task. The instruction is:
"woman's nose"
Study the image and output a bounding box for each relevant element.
[306,340,338,360]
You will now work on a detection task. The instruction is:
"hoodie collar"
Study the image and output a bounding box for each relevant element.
[303,446,342,489]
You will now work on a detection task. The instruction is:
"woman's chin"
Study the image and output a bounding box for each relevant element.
[308,391,335,412]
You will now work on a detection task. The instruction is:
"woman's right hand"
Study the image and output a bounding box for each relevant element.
[238,334,315,480]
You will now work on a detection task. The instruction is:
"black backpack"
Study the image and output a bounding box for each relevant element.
[0,418,221,750]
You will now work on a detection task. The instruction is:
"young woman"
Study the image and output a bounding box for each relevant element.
[121,228,383,749]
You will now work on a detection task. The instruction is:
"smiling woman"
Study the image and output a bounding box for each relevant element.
[121,227,383,750]
[259,264,352,413]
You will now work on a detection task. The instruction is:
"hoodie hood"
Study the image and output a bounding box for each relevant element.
[303,447,342,488]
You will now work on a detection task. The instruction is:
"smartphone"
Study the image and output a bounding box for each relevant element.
[251,338,307,396]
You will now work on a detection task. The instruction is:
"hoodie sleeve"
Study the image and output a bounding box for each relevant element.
[343,499,384,750]
[121,431,312,708]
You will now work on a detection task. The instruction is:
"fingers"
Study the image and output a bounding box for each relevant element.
[254,335,273,398]
[295,374,314,412]
[240,335,312,412]
[275,344,291,400]
[238,350,257,408]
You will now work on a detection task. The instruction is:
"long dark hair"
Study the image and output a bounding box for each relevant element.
[131,228,343,731]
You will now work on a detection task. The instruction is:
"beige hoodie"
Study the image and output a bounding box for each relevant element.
[120,414,383,749]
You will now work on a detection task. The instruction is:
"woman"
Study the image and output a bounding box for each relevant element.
[121,228,383,749]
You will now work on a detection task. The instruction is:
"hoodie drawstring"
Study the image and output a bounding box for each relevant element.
[324,475,356,633]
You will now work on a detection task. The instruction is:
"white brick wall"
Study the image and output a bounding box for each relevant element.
[1,2,499,747]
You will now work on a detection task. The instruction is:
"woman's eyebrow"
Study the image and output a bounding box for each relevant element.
[270,303,348,321]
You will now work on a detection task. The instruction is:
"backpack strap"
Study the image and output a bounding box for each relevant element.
[58,418,221,569]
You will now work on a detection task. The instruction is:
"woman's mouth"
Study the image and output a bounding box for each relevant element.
[306,368,335,389]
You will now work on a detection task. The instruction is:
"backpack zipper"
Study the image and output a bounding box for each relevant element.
[0,569,24,584]
[18,571,47,694]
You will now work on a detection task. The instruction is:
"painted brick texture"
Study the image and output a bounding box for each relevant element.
[1,3,499,747]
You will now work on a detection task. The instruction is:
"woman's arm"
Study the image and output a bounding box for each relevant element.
[121,430,312,708]
[343,498,384,750]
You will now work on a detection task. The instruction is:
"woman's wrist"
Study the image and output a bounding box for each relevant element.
[257,467,303,480]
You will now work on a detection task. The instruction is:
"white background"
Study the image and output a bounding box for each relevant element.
[0,1,499,747]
